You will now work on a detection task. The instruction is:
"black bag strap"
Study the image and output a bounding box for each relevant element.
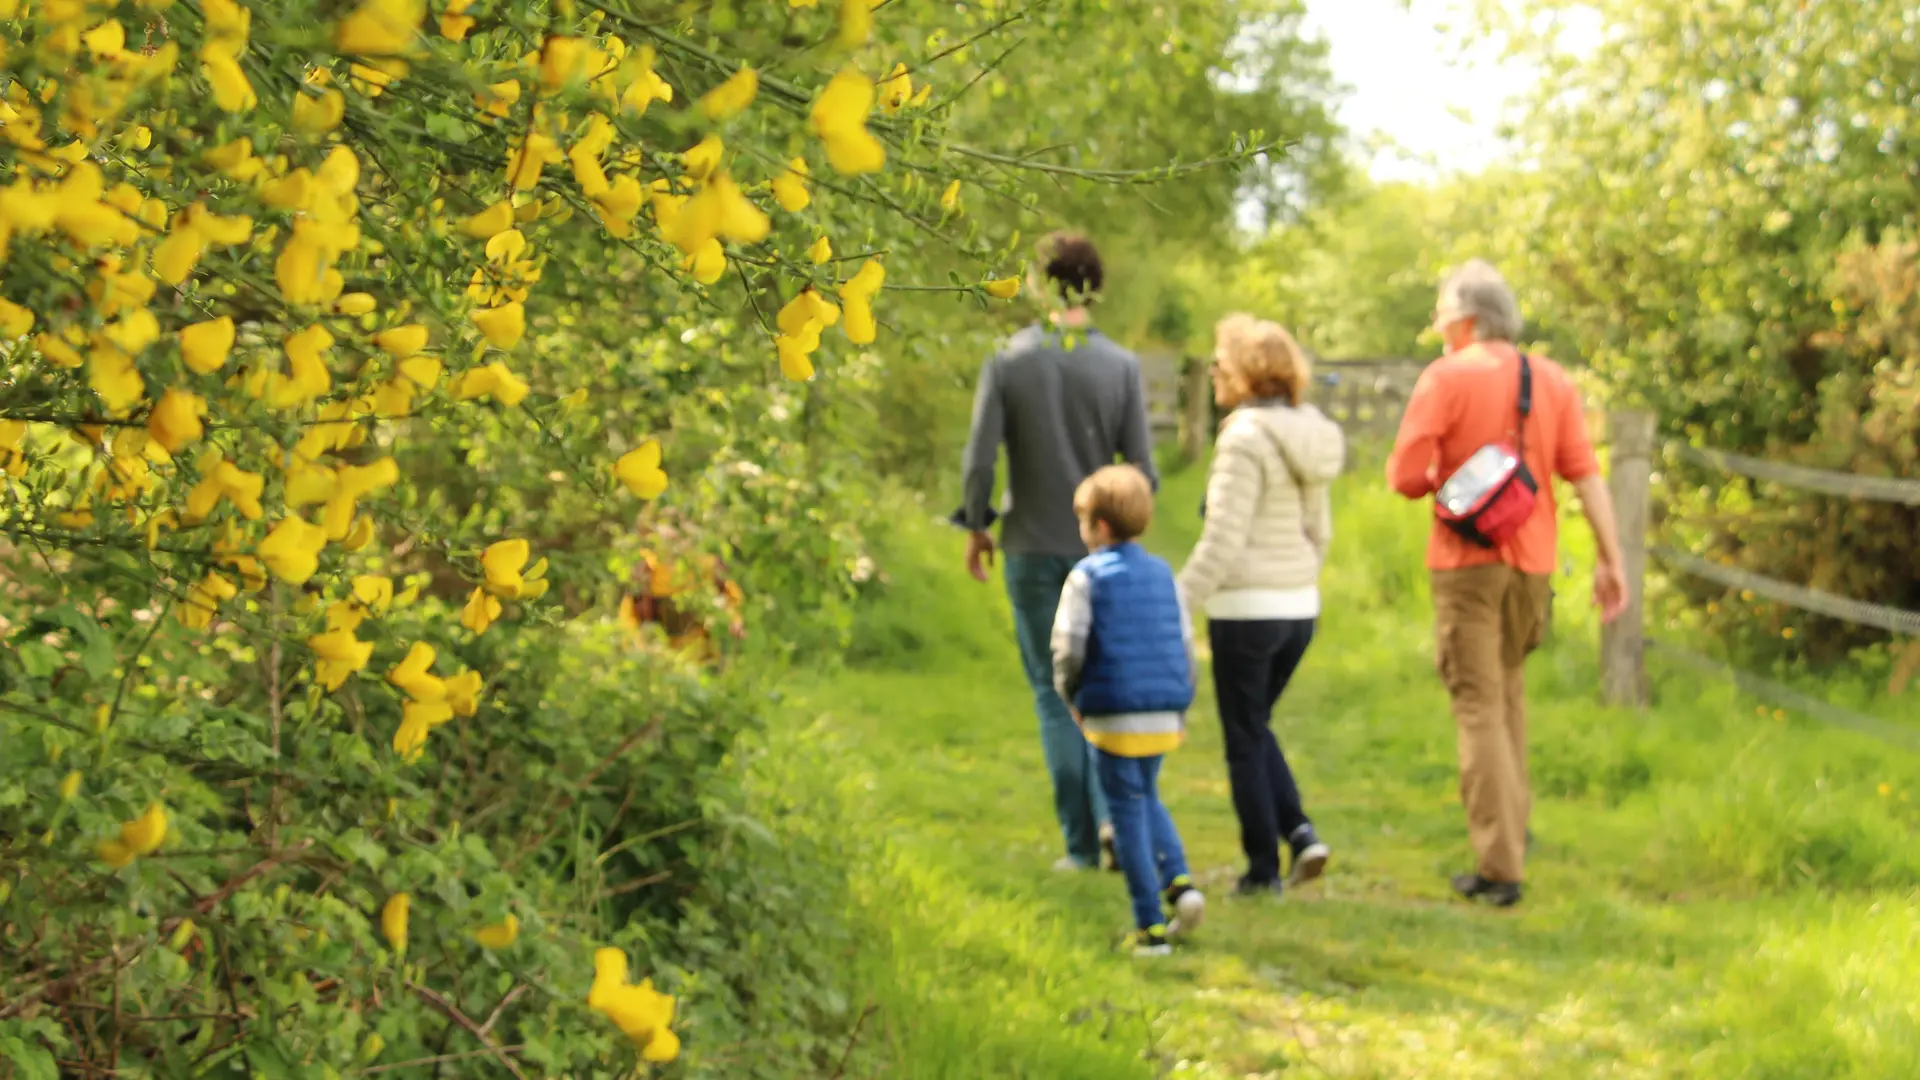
[1516,353,1533,458]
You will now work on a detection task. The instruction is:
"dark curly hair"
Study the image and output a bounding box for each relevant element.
[1039,231,1103,306]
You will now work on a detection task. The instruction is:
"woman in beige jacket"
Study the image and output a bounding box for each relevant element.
[1178,315,1346,897]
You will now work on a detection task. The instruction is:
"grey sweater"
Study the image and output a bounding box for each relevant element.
[959,326,1157,557]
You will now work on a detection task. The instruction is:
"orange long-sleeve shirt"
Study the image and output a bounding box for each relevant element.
[1386,342,1599,575]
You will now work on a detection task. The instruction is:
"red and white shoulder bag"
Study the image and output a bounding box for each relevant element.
[1432,354,1538,549]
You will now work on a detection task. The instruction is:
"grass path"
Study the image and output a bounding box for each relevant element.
[778,459,1920,1079]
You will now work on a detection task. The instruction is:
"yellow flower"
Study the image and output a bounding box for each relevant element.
[335,292,377,316]
[809,235,833,264]
[388,641,447,703]
[203,137,263,180]
[539,35,603,92]
[771,158,811,213]
[381,892,409,955]
[440,0,475,40]
[779,287,842,335]
[268,324,335,408]
[700,67,758,120]
[471,303,526,350]
[201,41,258,113]
[59,770,82,800]
[463,200,515,239]
[323,457,399,540]
[476,78,521,119]
[984,276,1021,299]
[373,324,428,359]
[474,913,519,949]
[506,131,562,191]
[260,169,314,210]
[841,258,884,344]
[837,0,872,49]
[179,316,235,374]
[405,698,454,729]
[309,627,374,690]
[445,668,483,717]
[481,538,531,597]
[940,179,961,213]
[152,226,206,286]
[593,175,645,238]
[449,359,530,405]
[614,439,668,499]
[808,69,886,175]
[685,238,725,284]
[400,354,443,389]
[354,574,395,613]
[98,803,168,868]
[89,347,145,414]
[393,712,430,760]
[335,0,424,55]
[567,113,616,198]
[681,134,725,182]
[588,948,680,1062]
[183,460,265,522]
[147,390,206,453]
[619,46,674,115]
[292,88,346,135]
[205,0,253,40]
[256,517,329,584]
[0,297,34,339]
[179,572,239,630]
[461,586,502,633]
[775,333,816,382]
[878,63,911,112]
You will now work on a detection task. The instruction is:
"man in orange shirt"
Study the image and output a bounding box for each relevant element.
[1387,260,1629,906]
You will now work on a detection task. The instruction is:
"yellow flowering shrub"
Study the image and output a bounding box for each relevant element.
[0,0,1302,1072]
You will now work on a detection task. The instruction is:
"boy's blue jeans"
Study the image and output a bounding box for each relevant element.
[1096,750,1190,930]
[1005,553,1110,865]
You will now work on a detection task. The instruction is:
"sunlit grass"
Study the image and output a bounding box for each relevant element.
[772,450,1920,1078]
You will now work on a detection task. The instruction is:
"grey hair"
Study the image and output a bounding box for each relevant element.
[1437,259,1523,342]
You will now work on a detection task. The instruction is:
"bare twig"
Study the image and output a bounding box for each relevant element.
[828,1001,878,1080]
[410,984,530,1080]
[362,1045,527,1075]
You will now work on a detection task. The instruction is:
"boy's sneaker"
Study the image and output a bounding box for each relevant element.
[1163,876,1205,936]
[1287,824,1330,888]
[1121,925,1172,957]
[1100,823,1121,873]
[1234,874,1283,898]
[1052,855,1093,873]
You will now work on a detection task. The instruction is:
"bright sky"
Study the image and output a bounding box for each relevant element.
[1301,0,1546,181]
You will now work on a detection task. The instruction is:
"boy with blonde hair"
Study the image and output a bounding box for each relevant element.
[1051,465,1204,955]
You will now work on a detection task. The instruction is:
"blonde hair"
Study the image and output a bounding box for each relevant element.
[1073,464,1154,542]
[1214,314,1310,407]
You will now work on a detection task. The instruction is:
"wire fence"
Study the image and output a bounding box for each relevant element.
[1649,439,1917,748]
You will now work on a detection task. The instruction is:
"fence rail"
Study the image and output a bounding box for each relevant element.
[1603,415,1917,749]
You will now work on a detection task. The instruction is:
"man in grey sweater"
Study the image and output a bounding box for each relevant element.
[957,232,1158,872]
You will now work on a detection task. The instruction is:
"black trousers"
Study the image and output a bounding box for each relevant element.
[1209,617,1316,883]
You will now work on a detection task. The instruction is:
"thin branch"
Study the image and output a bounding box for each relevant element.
[409,984,530,1080]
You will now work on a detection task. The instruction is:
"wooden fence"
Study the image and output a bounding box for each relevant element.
[1153,354,1425,462]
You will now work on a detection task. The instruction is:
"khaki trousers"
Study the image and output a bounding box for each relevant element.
[1432,565,1551,884]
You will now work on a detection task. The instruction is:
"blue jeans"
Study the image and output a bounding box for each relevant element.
[1096,751,1190,930]
[1005,553,1109,865]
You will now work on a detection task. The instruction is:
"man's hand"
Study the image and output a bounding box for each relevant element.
[1069,707,1084,733]
[965,530,997,582]
[1593,559,1629,624]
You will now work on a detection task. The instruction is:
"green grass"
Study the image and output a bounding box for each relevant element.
[767,457,1920,1078]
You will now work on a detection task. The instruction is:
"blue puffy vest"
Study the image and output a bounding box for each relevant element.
[1073,543,1195,716]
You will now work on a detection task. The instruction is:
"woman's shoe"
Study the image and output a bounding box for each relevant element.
[1287,824,1330,887]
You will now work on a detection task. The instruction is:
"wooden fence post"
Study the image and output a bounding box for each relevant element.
[1600,410,1657,707]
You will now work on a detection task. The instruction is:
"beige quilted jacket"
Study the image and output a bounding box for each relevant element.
[1177,402,1346,609]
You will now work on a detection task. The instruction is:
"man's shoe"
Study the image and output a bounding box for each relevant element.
[1100,824,1121,873]
[1286,824,1330,888]
[1450,872,1522,907]
[1121,925,1172,957]
[1163,876,1205,936]
[1234,874,1283,898]
[1052,855,1093,873]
